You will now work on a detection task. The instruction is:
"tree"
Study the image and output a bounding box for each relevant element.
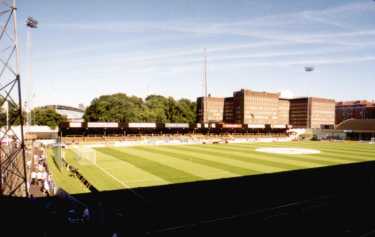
[84,93,197,124]
[176,98,196,123]
[0,98,26,128]
[31,107,67,129]
[144,95,168,123]
[84,93,146,122]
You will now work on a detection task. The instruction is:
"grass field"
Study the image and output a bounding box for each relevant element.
[47,150,90,194]
[49,141,375,194]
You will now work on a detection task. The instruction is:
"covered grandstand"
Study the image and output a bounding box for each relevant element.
[59,122,289,137]
[336,119,375,140]
[43,105,84,122]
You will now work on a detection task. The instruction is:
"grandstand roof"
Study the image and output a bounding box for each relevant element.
[336,119,375,132]
[43,105,84,113]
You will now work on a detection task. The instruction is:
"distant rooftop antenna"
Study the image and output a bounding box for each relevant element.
[26,16,38,126]
[202,48,208,123]
[204,48,207,99]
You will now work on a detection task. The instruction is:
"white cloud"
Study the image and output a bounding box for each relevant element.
[46,0,375,51]
[280,89,294,99]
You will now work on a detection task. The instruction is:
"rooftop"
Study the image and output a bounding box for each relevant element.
[336,119,375,132]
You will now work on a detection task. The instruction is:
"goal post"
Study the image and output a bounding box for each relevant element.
[52,144,64,171]
[70,146,97,165]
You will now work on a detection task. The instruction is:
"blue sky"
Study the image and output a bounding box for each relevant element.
[16,0,375,107]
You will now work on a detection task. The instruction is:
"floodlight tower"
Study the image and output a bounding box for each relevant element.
[304,66,315,128]
[0,0,28,197]
[26,16,37,126]
[202,48,208,123]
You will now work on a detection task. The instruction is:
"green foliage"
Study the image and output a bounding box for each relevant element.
[84,93,196,123]
[0,98,26,127]
[31,107,67,128]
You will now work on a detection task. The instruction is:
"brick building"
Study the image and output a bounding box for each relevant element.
[277,99,290,125]
[223,97,234,123]
[232,89,281,125]
[335,100,375,124]
[196,96,224,123]
[197,89,335,129]
[289,97,335,129]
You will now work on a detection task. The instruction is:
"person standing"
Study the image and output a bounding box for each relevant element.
[82,207,90,223]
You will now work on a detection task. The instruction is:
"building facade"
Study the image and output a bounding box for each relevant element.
[232,89,280,125]
[289,98,309,128]
[197,89,335,129]
[223,97,234,123]
[277,99,290,125]
[335,100,375,124]
[196,97,224,123]
[289,97,335,129]
[197,89,336,128]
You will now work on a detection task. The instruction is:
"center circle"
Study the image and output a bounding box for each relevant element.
[255,147,320,155]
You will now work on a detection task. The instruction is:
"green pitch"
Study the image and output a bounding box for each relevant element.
[49,141,375,194]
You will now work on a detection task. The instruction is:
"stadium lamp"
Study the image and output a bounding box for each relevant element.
[26,16,38,28]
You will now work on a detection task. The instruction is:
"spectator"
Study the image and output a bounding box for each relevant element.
[44,179,50,193]
[82,207,91,223]
[31,171,37,181]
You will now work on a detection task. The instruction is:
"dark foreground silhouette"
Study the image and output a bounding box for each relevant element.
[2,161,375,236]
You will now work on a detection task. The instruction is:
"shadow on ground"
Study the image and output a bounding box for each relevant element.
[2,161,375,236]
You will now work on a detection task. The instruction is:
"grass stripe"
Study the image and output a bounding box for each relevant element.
[126,146,236,180]
[266,141,375,154]
[234,143,375,162]
[286,142,375,154]
[230,143,364,163]
[223,144,340,165]
[273,143,375,161]
[94,149,168,188]
[212,144,334,166]
[163,145,285,173]
[300,144,375,157]
[97,147,201,184]
[187,145,317,169]
[137,145,259,176]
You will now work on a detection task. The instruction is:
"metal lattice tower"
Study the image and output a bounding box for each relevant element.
[202,48,208,123]
[0,0,28,197]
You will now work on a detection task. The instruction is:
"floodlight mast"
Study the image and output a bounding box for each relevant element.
[0,0,28,197]
[201,48,208,123]
[304,66,315,129]
[26,16,37,126]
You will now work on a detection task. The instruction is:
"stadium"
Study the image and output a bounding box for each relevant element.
[2,1,375,236]
[37,118,375,236]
